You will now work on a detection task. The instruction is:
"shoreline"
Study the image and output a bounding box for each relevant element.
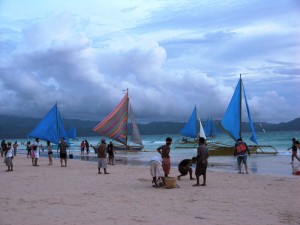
[15,150,300,177]
[1,155,300,225]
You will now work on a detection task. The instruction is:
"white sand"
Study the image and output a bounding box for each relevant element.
[1,155,300,225]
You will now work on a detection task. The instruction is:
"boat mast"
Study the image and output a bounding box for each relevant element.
[56,102,60,144]
[239,74,242,139]
[125,88,129,149]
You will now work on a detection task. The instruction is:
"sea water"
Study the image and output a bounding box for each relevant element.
[7,130,300,176]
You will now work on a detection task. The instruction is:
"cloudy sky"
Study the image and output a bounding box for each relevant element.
[0,0,299,124]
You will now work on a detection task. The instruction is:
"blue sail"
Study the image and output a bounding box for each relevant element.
[220,77,258,144]
[67,127,77,139]
[180,106,197,139]
[243,84,258,144]
[220,79,241,141]
[28,103,69,144]
[204,117,217,138]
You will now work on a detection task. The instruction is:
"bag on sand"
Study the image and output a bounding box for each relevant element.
[164,177,179,189]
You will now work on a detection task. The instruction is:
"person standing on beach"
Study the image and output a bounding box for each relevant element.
[157,137,172,177]
[32,138,43,166]
[58,138,68,167]
[80,141,85,155]
[85,140,90,155]
[234,138,250,174]
[13,141,18,156]
[193,137,209,186]
[177,157,197,180]
[47,141,53,165]
[107,141,116,165]
[149,155,164,187]
[97,139,109,174]
[26,141,31,158]
[287,138,300,163]
[4,142,13,171]
[1,140,7,157]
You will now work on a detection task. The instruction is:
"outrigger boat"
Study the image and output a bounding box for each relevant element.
[175,105,206,147]
[210,75,277,156]
[93,89,144,151]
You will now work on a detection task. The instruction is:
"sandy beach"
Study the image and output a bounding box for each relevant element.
[1,155,300,225]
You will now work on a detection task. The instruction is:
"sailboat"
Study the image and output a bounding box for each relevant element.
[204,117,217,138]
[28,103,69,145]
[93,90,144,151]
[208,75,277,156]
[175,105,206,148]
[67,127,77,140]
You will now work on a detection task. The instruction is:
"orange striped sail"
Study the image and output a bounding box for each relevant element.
[93,93,129,145]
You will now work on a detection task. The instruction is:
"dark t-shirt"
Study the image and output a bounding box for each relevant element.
[58,142,68,154]
[178,159,191,168]
[107,143,114,155]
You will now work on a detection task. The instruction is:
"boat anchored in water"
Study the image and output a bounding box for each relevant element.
[92,89,144,151]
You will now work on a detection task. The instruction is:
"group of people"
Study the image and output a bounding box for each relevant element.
[1,140,20,171]
[3,136,300,179]
[25,137,69,167]
[80,140,90,155]
[150,136,209,188]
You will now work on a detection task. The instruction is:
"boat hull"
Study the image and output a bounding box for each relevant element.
[175,142,277,156]
[115,145,144,151]
[208,145,277,156]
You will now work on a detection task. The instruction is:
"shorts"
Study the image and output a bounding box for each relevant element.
[34,150,39,159]
[195,163,207,176]
[98,158,107,168]
[237,155,247,165]
[60,152,67,159]
[150,160,163,177]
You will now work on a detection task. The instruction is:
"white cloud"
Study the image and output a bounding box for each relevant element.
[0,0,299,123]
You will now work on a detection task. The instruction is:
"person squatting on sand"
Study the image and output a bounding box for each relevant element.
[97,139,109,174]
[234,138,250,174]
[149,155,165,188]
[58,138,68,167]
[157,137,172,177]
[287,138,300,163]
[177,157,197,180]
[193,137,209,186]
[4,141,13,171]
